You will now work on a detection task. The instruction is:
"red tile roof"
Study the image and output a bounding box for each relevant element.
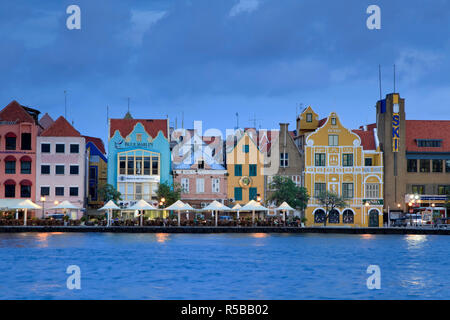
[0,100,36,124]
[318,118,327,127]
[83,135,106,154]
[39,113,54,130]
[406,120,450,152]
[352,129,376,150]
[359,123,377,131]
[109,119,168,139]
[40,116,81,137]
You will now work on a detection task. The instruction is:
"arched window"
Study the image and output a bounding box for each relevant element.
[20,180,32,198]
[4,155,16,174]
[5,132,16,150]
[343,209,354,224]
[4,179,16,198]
[20,156,32,174]
[314,209,326,223]
[328,209,340,224]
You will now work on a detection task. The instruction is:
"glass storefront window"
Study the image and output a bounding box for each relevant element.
[419,160,430,173]
[118,151,160,176]
[432,160,443,172]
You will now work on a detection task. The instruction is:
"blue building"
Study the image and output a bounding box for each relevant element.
[107,116,172,206]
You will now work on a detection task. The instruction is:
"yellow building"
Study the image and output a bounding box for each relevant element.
[227,130,265,205]
[302,110,384,227]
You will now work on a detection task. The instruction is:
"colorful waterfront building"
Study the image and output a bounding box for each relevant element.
[36,116,86,218]
[107,115,172,207]
[0,101,40,210]
[172,129,228,208]
[84,136,107,209]
[375,93,450,220]
[302,109,384,227]
[265,123,304,205]
[226,129,265,205]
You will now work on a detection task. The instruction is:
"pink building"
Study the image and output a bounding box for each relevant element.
[173,130,228,208]
[35,116,86,218]
[0,101,40,209]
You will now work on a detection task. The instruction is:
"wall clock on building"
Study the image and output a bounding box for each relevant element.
[239,176,252,188]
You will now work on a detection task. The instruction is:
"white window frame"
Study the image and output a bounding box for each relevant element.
[181,178,190,194]
[212,178,220,193]
[328,135,339,146]
[196,178,205,193]
[280,153,289,168]
[365,183,380,199]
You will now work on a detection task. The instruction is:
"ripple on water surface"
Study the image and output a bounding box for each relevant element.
[0,232,448,299]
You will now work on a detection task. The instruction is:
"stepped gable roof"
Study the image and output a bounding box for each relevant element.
[109,118,168,139]
[406,120,450,152]
[39,113,54,130]
[83,135,106,154]
[40,116,81,137]
[0,100,36,124]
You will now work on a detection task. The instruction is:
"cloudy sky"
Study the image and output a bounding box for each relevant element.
[1,0,449,144]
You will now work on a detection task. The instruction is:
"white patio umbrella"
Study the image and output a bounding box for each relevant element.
[202,200,231,226]
[241,200,269,226]
[11,200,42,226]
[276,202,295,226]
[231,203,242,220]
[98,200,120,226]
[165,200,194,226]
[49,200,82,221]
[127,199,158,226]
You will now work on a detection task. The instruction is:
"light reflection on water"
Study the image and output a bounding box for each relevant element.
[0,232,448,299]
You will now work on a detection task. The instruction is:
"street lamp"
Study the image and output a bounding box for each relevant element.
[257,194,261,202]
[40,196,46,217]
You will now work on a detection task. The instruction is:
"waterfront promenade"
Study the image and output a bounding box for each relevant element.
[0,226,449,235]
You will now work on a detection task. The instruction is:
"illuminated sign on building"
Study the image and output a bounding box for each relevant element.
[392,95,400,152]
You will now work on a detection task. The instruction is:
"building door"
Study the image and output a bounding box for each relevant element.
[369,209,379,227]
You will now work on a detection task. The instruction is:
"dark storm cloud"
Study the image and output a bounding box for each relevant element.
[0,0,449,139]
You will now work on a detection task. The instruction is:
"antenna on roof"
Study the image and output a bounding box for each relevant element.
[127,97,130,113]
[235,112,239,129]
[378,65,382,100]
[182,111,184,129]
[106,105,109,125]
[249,113,261,129]
[64,90,67,119]
[393,64,396,93]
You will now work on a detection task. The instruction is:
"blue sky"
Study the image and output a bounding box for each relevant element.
[1,0,450,144]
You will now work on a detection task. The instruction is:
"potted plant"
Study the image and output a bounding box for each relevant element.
[300,216,307,227]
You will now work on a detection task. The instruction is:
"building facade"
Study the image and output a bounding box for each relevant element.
[36,116,86,218]
[266,123,304,204]
[226,130,265,205]
[84,136,107,209]
[173,129,227,208]
[107,117,172,207]
[0,101,40,207]
[376,93,450,218]
[303,111,384,227]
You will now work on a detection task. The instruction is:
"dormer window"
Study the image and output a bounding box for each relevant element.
[306,113,312,122]
[331,117,337,125]
[198,160,205,169]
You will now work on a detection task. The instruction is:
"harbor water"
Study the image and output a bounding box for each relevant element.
[0,232,448,299]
